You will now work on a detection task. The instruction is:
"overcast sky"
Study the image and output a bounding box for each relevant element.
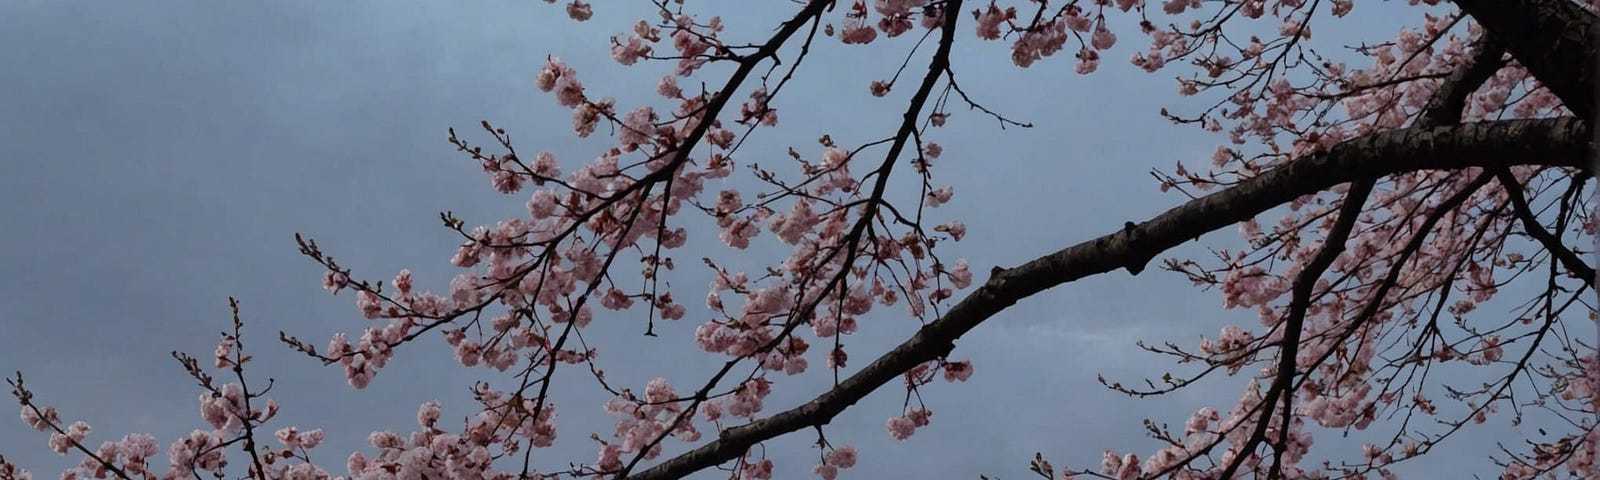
[0,1,1566,478]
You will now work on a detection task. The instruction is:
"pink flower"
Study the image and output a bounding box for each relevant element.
[721,219,759,249]
[392,269,413,294]
[1219,266,1288,309]
[573,304,594,327]
[417,401,442,428]
[449,273,482,308]
[828,347,849,369]
[872,0,917,17]
[1074,48,1100,74]
[838,316,859,335]
[1130,51,1166,72]
[168,430,225,476]
[527,189,559,219]
[974,5,1011,40]
[659,299,687,320]
[739,459,773,480]
[1481,336,1503,363]
[696,321,734,352]
[531,151,560,180]
[645,377,676,403]
[20,406,56,432]
[322,270,349,294]
[936,221,966,242]
[1010,19,1067,67]
[811,315,838,338]
[368,431,404,449]
[672,29,709,58]
[736,88,780,125]
[656,75,681,97]
[326,332,351,363]
[535,58,571,92]
[877,15,913,37]
[1099,451,1123,477]
[491,170,523,194]
[199,394,229,430]
[841,21,877,44]
[274,427,324,451]
[1091,19,1116,50]
[346,355,376,389]
[47,433,71,454]
[943,360,973,382]
[825,445,857,468]
[727,379,771,418]
[612,36,650,65]
[925,186,953,207]
[572,101,605,137]
[906,407,931,427]
[299,429,325,449]
[715,190,743,216]
[1064,11,1091,32]
[1184,407,1218,435]
[554,75,586,108]
[1115,453,1142,480]
[1279,20,1310,39]
[619,106,657,149]
[119,433,158,459]
[356,290,382,319]
[601,288,634,310]
[869,80,891,97]
[1177,79,1200,96]
[947,259,972,289]
[769,200,819,245]
[275,427,300,447]
[887,415,916,440]
[346,452,368,475]
[1317,0,1351,16]
[700,399,723,421]
[919,7,943,29]
[783,356,809,375]
[565,0,592,21]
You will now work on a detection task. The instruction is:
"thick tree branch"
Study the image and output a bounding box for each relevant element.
[1221,178,1373,479]
[1452,0,1598,118]
[1418,35,1505,128]
[1494,170,1597,287]
[626,117,1592,480]
[1221,40,1510,476]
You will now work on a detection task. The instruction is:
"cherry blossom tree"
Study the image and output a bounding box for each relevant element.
[5,0,1597,479]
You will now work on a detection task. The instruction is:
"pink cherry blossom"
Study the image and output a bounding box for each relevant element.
[886,415,916,440]
[825,445,857,468]
[943,360,973,382]
[10,2,1596,480]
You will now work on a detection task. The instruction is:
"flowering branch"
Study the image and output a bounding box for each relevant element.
[628,113,1591,480]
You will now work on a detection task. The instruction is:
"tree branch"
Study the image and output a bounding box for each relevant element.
[1221,178,1373,479]
[622,0,966,475]
[624,116,1592,480]
[1417,35,1505,128]
[1452,0,1598,118]
[1221,37,1512,475]
[1494,169,1596,287]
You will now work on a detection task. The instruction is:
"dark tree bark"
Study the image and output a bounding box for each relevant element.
[1454,0,1597,117]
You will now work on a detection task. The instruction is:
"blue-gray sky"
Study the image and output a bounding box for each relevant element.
[0,1,1556,478]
